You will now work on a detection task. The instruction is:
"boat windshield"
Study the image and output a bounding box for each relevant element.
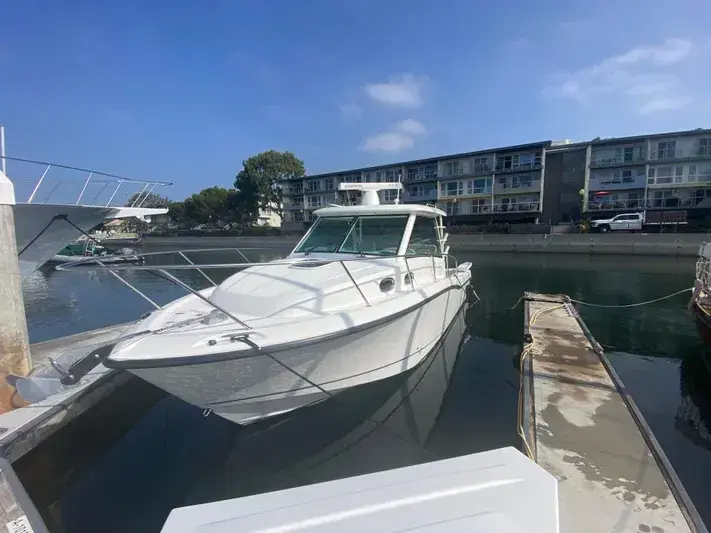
[295,215,409,256]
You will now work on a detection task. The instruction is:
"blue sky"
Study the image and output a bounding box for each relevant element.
[2,0,711,200]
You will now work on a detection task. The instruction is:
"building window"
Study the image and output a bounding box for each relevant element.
[656,141,676,159]
[381,190,399,203]
[473,157,489,172]
[698,138,711,157]
[440,181,464,196]
[324,178,335,191]
[445,201,460,215]
[467,178,492,195]
[497,155,512,170]
[472,198,489,214]
[407,164,438,182]
[614,146,643,162]
[409,184,435,198]
[442,161,465,177]
[307,180,321,192]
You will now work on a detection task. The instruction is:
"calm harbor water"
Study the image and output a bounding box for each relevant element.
[19,246,711,531]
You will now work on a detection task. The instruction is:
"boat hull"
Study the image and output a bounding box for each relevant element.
[128,282,469,425]
[693,302,711,349]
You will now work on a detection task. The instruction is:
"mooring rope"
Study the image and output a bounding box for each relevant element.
[569,287,692,308]
[508,287,692,311]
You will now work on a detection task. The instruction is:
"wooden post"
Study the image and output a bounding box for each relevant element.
[0,168,31,412]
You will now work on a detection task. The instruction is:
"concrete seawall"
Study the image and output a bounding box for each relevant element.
[449,233,710,256]
[144,233,709,256]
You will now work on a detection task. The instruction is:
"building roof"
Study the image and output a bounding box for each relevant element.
[314,204,446,218]
[590,128,711,147]
[299,140,551,180]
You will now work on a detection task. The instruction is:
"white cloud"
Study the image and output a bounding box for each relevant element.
[364,73,427,108]
[360,119,427,153]
[543,38,697,114]
[395,119,427,136]
[639,97,691,115]
[360,132,414,152]
[339,103,362,122]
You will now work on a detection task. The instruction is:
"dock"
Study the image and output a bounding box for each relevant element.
[522,293,706,533]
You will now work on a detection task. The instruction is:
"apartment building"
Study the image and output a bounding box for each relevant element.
[281,141,549,231]
[280,128,711,231]
[585,129,711,218]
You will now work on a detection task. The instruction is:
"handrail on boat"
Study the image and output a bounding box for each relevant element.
[55,247,462,334]
[1,155,173,206]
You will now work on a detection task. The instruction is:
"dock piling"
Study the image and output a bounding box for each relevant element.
[0,168,32,413]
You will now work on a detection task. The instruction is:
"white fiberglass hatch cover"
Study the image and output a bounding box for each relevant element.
[160,446,559,532]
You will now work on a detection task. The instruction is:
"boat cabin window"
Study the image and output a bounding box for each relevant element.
[295,215,409,256]
[295,217,354,253]
[407,216,441,256]
[339,216,408,256]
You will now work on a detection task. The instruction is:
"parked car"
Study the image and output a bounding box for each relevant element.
[590,213,644,232]
[591,211,688,232]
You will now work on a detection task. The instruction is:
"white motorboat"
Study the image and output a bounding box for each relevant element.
[62,183,475,425]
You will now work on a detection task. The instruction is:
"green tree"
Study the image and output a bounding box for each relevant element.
[182,186,237,227]
[167,200,187,225]
[234,150,305,221]
[125,191,170,208]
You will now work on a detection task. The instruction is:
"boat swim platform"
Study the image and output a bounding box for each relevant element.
[522,292,707,533]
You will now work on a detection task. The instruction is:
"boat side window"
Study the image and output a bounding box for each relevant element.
[407,216,441,256]
[338,215,409,256]
[295,217,354,253]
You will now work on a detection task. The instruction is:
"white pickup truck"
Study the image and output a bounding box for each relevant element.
[591,211,688,232]
[590,213,644,232]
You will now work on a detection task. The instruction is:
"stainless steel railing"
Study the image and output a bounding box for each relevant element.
[56,248,460,333]
[2,156,172,206]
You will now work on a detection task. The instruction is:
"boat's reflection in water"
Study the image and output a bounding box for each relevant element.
[59,307,470,533]
[189,305,469,504]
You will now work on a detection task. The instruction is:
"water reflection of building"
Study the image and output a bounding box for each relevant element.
[675,351,711,450]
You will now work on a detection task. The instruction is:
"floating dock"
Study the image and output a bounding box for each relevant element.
[522,293,707,533]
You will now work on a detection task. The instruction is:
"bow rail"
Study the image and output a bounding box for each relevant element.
[2,155,173,206]
[55,246,460,324]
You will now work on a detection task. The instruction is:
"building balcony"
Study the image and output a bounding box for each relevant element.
[494,162,542,174]
[439,190,492,200]
[283,189,304,196]
[285,203,303,210]
[403,189,437,202]
[588,175,647,191]
[439,165,493,179]
[493,181,541,195]
[404,174,438,183]
[647,173,711,187]
[650,147,711,162]
[645,198,708,209]
[492,201,540,213]
[589,156,646,168]
[587,199,642,212]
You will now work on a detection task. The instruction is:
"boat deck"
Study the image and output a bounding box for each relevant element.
[522,293,703,533]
